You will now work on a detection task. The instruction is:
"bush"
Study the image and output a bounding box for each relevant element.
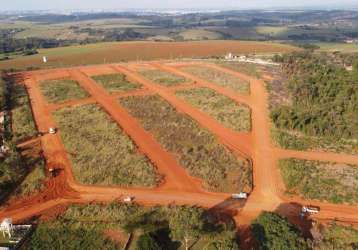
[136,233,161,250]
[252,211,308,250]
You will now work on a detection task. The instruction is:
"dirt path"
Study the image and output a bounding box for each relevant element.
[2,61,358,249]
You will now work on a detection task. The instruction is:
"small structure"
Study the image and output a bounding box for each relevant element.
[0,218,13,238]
[232,192,248,199]
[42,56,47,63]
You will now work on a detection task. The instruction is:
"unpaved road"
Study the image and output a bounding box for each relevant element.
[1,61,358,248]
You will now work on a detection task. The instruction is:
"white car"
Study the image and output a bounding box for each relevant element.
[232,192,248,199]
[49,127,56,134]
[123,196,134,202]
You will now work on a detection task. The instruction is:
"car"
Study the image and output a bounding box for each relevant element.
[123,196,134,202]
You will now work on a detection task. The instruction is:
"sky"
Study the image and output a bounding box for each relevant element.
[2,0,358,11]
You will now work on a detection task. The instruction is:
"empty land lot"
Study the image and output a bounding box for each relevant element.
[53,104,160,187]
[279,159,358,204]
[176,87,251,132]
[138,69,187,87]
[91,73,142,93]
[119,95,252,193]
[180,65,250,94]
[40,79,89,103]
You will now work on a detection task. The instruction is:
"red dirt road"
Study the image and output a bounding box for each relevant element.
[1,61,358,248]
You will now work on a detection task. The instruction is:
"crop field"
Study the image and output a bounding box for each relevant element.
[40,78,89,103]
[138,69,187,87]
[10,84,37,141]
[119,94,252,193]
[91,73,142,93]
[0,41,297,71]
[279,159,358,204]
[53,104,160,187]
[180,65,250,94]
[176,87,251,132]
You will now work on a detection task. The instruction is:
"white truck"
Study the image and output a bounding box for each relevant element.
[232,192,248,199]
[302,206,320,214]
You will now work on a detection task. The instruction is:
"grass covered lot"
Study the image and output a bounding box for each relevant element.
[53,104,160,187]
[313,223,358,249]
[40,78,89,103]
[139,69,187,87]
[120,95,252,193]
[176,87,251,132]
[279,159,358,204]
[11,84,37,142]
[217,61,263,78]
[91,73,142,93]
[181,65,250,94]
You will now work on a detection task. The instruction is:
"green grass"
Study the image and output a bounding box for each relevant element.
[181,65,250,94]
[217,61,262,78]
[53,104,160,186]
[120,95,252,193]
[91,73,142,93]
[40,78,89,103]
[316,42,358,53]
[176,87,251,132]
[279,159,358,204]
[314,223,358,249]
[11,84,37,142]
[139,69,187,87]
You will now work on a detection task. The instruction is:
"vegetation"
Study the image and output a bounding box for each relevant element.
[40,78,89,103]
[279,158,358,204]
[252,211,308,250]
[271,52,358,147]
[120,95,252,193]
[176,87,251,132]
[91,73,141,93]
[139,69,187,87]
[311,222,358,250]
[27,202,238,250]
[217,61,262,78]
[181,66,250,94]
[9,82,37,142]
[53,104,160,186]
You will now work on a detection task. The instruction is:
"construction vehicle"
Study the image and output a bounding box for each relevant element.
[49,127,56,134]
[232,192,248,199]
[302,206,320,214]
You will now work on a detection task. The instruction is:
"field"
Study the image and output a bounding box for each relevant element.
[0,41,297,70]
[217,61,264,78]
[316,42,358,53]
[279,159,358,204]
[178,29,224,40]
[119,94,252,193]
[91,73,142,93]
[180,65,250,94]
[176,87,251,132]
[139,69,187,86]
[10,84,37,142]
[53,104,160,186]
[40,79,89,103]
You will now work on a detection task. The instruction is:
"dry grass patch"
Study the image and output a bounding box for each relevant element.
[180,65,250,94]
[40,78,89,103]
[53,104,160,187]
[91,73,142,93]
[139,69,187,87]
[120,95,252,193]
[176,87,251,132]
[279,158,358,204]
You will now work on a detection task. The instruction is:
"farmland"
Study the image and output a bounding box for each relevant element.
[119,94,252,192]
[176,87,251,132]
[91,73,142,93]
[53,104,160,186]
[180,65,250,94]
[279,159,358,204]
[40,79,89,103]
[0,41,297,71]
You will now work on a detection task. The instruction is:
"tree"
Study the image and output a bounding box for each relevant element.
[251,211,308,250]
[204,231,240,250]
[136,233,161,250]
[168,206,205,250]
